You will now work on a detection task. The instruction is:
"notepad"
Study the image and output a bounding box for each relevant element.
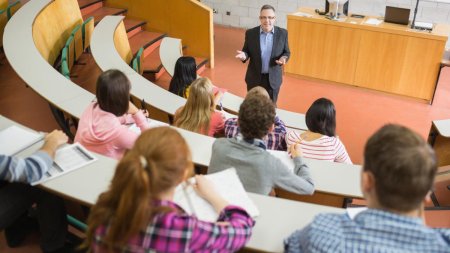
[0,125,44,156]
[173,168,260,222]
[31,143,97,185]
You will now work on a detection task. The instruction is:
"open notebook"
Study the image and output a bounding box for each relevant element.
[31,143,97,186]
[173,168,259,222]
[128,119,169,134]
[0,125,44,156]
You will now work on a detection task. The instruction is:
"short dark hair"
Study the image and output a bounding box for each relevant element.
[364,124,437,212]
[169,56,197,98]
[238,95,275,139]
[260,4,275,12]
[305,98,336,137]
[96,69,131,116]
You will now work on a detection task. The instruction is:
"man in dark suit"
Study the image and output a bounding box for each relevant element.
[236,4,290,104]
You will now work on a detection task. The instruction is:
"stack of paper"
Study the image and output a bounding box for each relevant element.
[173,168,260,222]
[32,143,97,185]
[0,125,43,156]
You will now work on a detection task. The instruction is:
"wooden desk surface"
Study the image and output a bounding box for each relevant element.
[286,7,449,101]
[289,8,450,40]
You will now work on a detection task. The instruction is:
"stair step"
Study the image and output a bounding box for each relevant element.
[82,7,127,25]
[129,30,166,57]
[143,49,163,74]
[77,0,102,9]
[194,57,208,70]
[123,18,147,37]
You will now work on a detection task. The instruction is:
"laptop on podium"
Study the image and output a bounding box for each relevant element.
[384,6,410,25]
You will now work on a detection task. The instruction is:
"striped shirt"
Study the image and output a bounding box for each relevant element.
[0,151,52,183]
[91,200,254,253]
[284,209,450,253]
[224,116,287,151]
[286,130,352,164]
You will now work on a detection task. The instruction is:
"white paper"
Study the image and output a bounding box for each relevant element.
[268,150,295,172]
[173,168,260,222]
[364,18,382,25]
[129,119,169,134]
[0,126,44,156]
[346,207,367,219]
[32,143,97,185]
[292,12,313,18]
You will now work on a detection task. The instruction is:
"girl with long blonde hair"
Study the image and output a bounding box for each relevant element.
[84,127,254,252]
[173,77,225,137]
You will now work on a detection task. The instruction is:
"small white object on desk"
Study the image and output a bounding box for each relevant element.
[173,168,260,222]
[32,143,97,185]
[0,125,44,156]
[293,12,313,17]
[346,207,367,219]
[364,18,382,25]
[128,119,169,134]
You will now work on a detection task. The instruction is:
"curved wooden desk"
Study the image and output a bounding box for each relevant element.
[3,0,94,119]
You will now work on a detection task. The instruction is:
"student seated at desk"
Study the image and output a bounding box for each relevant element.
[224,86,287,151]
[286,98,352,164]
[174,77,225,137]
[285,124,450,252]
[169,56,197,98]
[169,57,225,102]
[75,69,149,159]
[0,130,72,253]
[83,127,254,252]
[208,94,314,195]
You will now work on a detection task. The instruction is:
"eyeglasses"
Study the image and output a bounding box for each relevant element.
[259,16,275,20]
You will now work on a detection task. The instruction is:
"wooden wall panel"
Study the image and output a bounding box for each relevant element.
[105,0,214,67]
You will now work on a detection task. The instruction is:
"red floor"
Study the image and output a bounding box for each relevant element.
[1,25,449,252]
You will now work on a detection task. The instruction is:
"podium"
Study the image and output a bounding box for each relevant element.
[286,8,450,102]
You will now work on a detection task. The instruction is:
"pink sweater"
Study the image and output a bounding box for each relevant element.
[74,103,149,159]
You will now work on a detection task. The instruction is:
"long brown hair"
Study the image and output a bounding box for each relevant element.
[83,127,193,252]
[173,77,215,135]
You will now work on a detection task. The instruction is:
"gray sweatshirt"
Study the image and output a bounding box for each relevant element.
[208,137,315,195]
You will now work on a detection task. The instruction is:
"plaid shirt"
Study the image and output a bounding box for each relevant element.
[284,209,450,253]
[92,200,254,253]
[224,116,287,151]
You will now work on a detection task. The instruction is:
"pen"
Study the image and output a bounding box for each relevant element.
[141,99,149,118]
[141,99,146,110]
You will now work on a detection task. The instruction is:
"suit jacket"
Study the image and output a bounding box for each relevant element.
[242,26,290,90]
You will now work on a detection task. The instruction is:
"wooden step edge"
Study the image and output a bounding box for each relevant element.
[80,1,103,17]
[92,9,128,25]
[79,0,103,9]
[125,20,147,33]
[196,58,209,69]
